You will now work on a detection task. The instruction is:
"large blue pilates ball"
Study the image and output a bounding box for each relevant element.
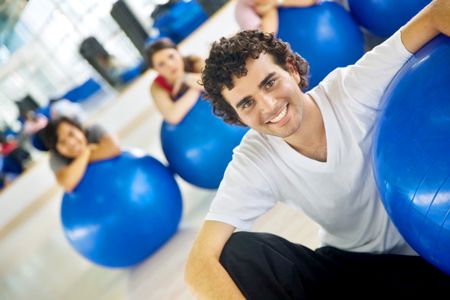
[161,98,248,189]
[373,35,450,275]
[61,151,182,268]
[348,0,430,37]
[278,1,364,88]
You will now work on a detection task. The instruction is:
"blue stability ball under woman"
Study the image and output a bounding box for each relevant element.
[348,0,430,37]
[373,35,450,275]
[277,1,364,88]
[61,151,182,268]
[161,98,248,189]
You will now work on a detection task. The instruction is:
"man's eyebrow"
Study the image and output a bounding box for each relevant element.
[258,72,276,89]
[236,96,253,109]
[235,72,277,109]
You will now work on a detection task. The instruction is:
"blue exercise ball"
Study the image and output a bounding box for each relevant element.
[31,133,48,151]
[278,1,364,88]
[61,151,182,268]
[348,0,430,37]
[161,98,248,189]
[373,35,450,275]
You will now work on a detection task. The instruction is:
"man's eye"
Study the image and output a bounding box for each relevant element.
[242,99,254,109]
[265,79,275,89]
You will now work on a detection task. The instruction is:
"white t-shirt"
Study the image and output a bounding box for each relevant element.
[206,30,416,254]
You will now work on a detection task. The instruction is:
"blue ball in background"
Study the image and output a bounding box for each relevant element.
[31,132,48,151]
[61,151,182,268]
[278,1,364,88]
[373,35,450,275]
[161,98,248,189]
[348,0,431,37]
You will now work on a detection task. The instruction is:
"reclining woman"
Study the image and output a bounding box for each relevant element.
[41,116,121,192]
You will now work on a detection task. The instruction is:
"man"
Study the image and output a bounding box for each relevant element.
[186,1,450,299]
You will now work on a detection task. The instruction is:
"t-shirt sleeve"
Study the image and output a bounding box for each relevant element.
[49,152,70,174]
[335,30,412,110]
[205,137,278,231]
[86,124,107,143]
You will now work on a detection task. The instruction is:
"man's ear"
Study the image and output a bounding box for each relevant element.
[286,57,301,84]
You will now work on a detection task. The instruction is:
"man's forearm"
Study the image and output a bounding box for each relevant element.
[400,0,450,54]
[186,257,245,300]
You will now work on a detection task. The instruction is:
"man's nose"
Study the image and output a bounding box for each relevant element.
[257,92,277,114]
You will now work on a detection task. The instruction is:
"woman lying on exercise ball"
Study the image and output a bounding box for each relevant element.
[41,116,121,192]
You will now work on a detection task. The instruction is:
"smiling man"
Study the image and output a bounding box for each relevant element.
[185,1,450,299]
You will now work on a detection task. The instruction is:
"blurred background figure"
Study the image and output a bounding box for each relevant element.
[235,0,318,34]
[0,129,32,190]
[40,116,120,192]
[96,53,128,86]
[21,111,48,137]
[145,38,204,125]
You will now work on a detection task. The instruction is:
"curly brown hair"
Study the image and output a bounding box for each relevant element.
[202,30,310,126]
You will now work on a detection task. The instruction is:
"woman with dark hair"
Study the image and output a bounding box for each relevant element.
[41,117,121,192]
[145,38,205,125]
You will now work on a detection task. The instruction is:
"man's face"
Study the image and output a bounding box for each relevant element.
[222,53,305,139]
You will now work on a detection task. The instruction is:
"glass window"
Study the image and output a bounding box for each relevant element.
[1,0,155,128]
[39,9,74,51]
[20,0,55,35]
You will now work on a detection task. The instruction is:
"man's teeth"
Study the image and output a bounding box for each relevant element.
[269,106,287,123]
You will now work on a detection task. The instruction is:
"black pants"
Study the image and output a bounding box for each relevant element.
[219,232,450,300]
